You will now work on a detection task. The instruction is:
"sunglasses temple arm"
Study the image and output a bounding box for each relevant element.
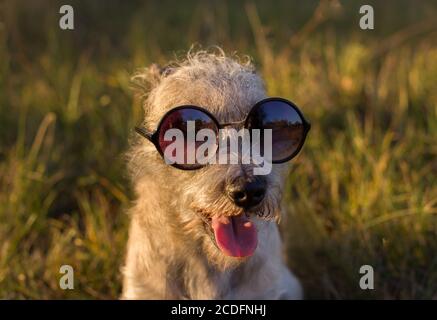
[135,126,154,142]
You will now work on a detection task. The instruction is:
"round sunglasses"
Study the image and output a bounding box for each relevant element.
[135,97,311,170]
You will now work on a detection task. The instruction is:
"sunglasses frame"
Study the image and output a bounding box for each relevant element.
[135,97,311,169]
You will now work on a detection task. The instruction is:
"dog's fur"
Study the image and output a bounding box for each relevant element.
[122,49,302,299]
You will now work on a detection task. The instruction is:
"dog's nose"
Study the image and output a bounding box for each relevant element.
[226,177,266,209]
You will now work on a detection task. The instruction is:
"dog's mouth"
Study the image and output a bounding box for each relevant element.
[206,214,258,258]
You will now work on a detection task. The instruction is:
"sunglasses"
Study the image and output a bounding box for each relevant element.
[135,97,311,170]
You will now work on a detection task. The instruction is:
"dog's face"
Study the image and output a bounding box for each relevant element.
[129,53,288,268]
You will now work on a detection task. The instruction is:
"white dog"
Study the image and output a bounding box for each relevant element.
[122,50,304,299]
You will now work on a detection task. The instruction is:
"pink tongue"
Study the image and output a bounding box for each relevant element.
[211,214,257,257]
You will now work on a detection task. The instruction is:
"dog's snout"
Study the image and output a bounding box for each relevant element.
[226,177,266,209]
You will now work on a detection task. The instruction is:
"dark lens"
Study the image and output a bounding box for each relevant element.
[246,100,305,162]
[157,107,218,168]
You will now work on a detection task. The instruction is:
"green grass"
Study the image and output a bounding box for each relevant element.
[0,0,436,299]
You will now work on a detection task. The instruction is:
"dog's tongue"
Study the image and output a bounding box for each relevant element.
[211,214,257,258]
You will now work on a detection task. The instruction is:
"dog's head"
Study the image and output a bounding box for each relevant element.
[128,50,289,268]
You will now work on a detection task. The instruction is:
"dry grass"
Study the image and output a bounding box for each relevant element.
[0,0,436,299]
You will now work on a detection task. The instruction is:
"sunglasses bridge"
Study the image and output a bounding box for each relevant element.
[219,119,246,128]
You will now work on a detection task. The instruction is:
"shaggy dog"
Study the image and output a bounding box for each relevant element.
[122,49,303,299]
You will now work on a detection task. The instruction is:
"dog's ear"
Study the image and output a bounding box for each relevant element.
[131,64,177,124]
[131,63,176,96]
[159,64,176,77]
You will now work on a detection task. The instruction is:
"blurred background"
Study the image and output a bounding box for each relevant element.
[0,0,436,299]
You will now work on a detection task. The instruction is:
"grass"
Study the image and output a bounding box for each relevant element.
[0,0,436,299]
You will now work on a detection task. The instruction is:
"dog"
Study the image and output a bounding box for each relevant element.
[122,49,303,299]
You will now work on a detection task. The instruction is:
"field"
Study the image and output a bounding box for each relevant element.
[0,0,436,299]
